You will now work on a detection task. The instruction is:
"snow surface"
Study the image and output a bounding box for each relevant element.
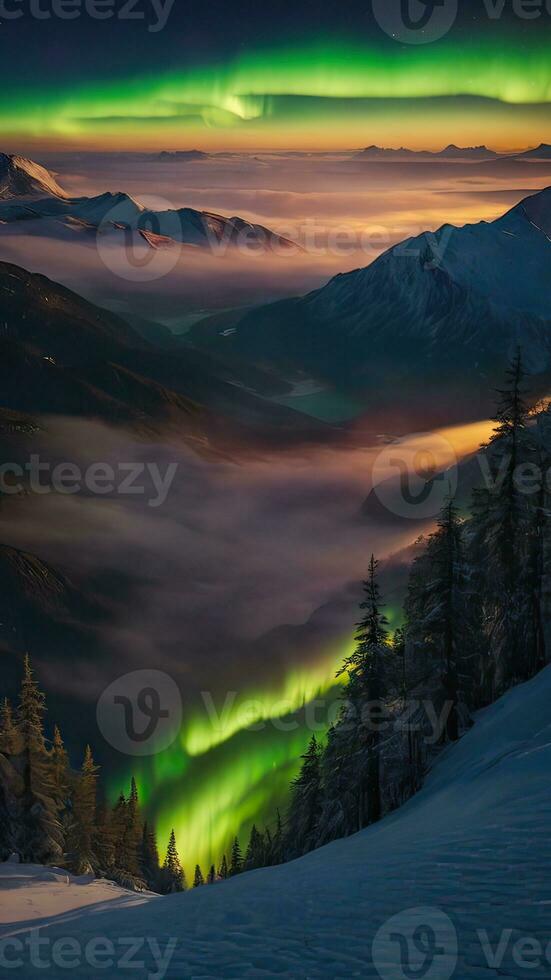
[0,864,155,933]
[3,665,551,977]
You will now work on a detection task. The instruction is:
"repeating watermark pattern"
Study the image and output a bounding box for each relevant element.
[97,673,455,755]
[200,691,454,744]
[372,0,551,44]
[0,456,178,508]
[372,0,458,44]
[372,907,551,978]
[372,907,458,979]
[371,440,551,520]
[371,433,458,520]
[0,931,177,978]
[97,670,182,756]
[0,0,175,31]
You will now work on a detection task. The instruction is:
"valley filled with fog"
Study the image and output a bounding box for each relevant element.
[0,148,548,873]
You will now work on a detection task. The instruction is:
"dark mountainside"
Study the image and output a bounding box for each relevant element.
[0,261,335,446]
[192,186,551,431]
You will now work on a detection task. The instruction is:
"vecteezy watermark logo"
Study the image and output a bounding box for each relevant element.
[372,907,458,980]
[372,0,458,43]
[0,0,175,32]
[0,930,177,978]
[0,455,178,508]
[371,433,457,520]
[96,194,183,283]
[97,670,182,756]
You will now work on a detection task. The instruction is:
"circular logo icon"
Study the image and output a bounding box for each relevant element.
[96,193,182,283]
[372,906,458,980]
[372,0,458,44]
[371,433,458,520]
[97,670,182,756]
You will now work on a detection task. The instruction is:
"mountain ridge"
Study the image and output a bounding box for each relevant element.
[0,153,300,253]
[191,184,551,429]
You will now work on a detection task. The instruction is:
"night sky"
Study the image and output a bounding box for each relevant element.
[2,0,550,149]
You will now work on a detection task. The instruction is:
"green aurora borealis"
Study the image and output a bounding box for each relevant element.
[4,37,551,149]
[111,637,357,876]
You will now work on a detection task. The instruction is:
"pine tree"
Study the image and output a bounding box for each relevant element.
[94,797,116,872]
[161,829,185,893]
[0,697,17,753]
[141,821,161,891]
[207,863,216,884]
[193,864,204,887]
[229,837,243,876]
[0,697,18,857]
[16,655,63,864]
[391,628,407,700]
[285,736,322,858]
[218,854,229,880]
[68,745,99,873]
[18,654,46,752]
[124,777,143,877]
[337,556,390,827]
[245,824,265,869]
[111,791,128,865]
[472,350,534,693]
[265,810,284,866]
[408,499,471,743]
[50,725,70,815]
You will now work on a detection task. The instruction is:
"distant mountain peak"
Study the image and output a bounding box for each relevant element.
[0,153,67,200]
[514,143,551,160]
[354,144,498,161]
[157,150,211,161]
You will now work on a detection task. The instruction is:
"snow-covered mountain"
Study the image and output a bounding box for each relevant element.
[0,154,299,252]
[0,153,67,200]
[195,185,551,426]
[5,664,551,977]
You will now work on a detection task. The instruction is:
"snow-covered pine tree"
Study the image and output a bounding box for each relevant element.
[94,796,116,872]
[0,697,17,753]
[50,725,70,818]
[0,696,20,857]
[207,863,216,884]
[16,655,63,864]
[110,791,129,865]
[193,864,204,887]
[68,745,99,873]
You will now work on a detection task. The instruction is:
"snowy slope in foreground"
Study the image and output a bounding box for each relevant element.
[0,864,156,935]
[5,666,551,978]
